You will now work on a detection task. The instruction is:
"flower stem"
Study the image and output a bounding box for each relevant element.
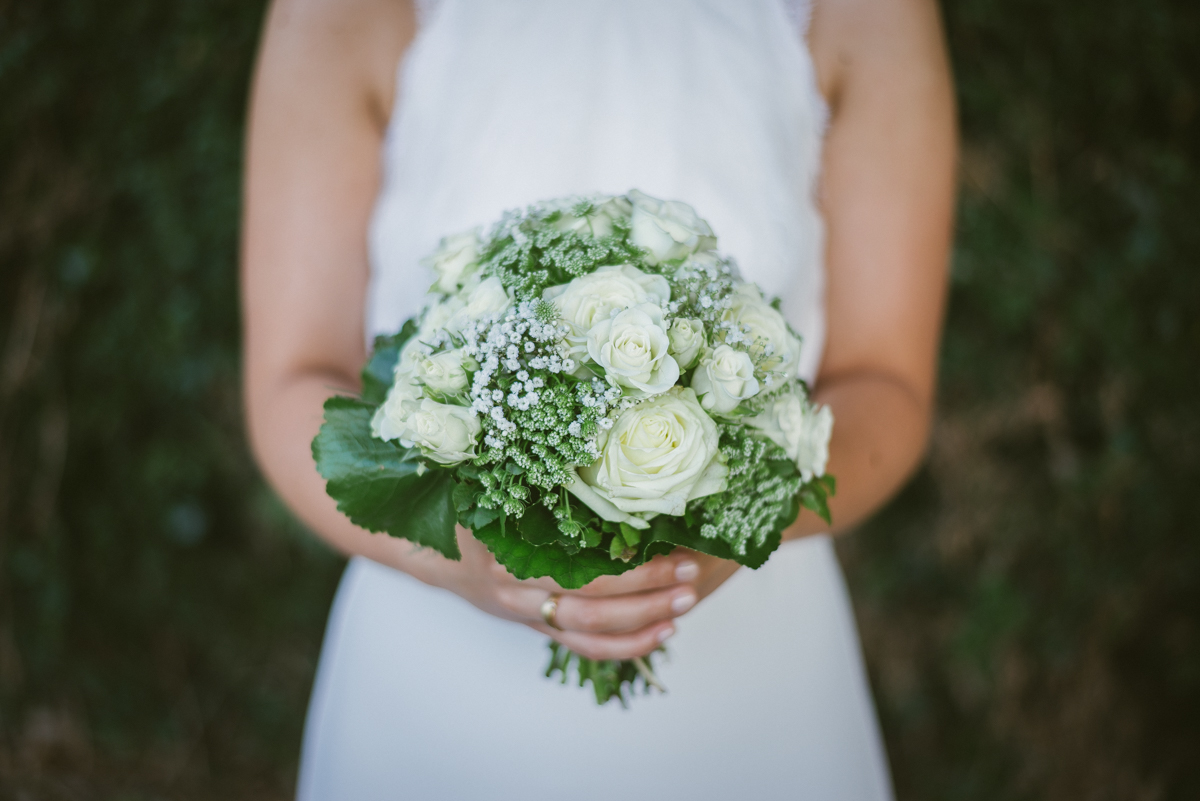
[631,656,667,694]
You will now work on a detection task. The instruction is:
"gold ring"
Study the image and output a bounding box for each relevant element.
[540,593,562,630]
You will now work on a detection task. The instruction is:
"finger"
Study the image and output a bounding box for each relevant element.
[574,553,700,596]
[553,585,696,634]
[533,620,675,661]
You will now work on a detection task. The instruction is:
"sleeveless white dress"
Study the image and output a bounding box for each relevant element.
[298,1,894,799]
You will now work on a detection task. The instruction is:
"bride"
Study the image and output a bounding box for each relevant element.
[241,0,955,798]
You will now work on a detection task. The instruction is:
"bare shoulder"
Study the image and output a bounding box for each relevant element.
[808,0,952,112]
[256,0,416,127]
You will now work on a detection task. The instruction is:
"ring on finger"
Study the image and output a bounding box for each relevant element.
[540,593,563,630]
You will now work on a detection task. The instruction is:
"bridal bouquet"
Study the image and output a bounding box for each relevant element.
[313,190,834,705]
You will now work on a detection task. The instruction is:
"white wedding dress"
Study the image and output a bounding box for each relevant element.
[298,1,894,798]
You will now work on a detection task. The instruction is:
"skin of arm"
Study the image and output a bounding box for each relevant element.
[241,0,955,660]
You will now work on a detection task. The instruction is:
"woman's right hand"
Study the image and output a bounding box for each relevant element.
[394,525,706,661]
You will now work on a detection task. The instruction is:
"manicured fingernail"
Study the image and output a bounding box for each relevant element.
[675,561,699,582]
[657,625,675,643]
[671,592,697,614]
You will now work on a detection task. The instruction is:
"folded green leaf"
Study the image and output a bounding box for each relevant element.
[514,504,561,546]
[313,396,460,560]
[643,514,781,570]
[474,516,635,589]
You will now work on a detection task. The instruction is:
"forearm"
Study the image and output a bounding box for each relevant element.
[783,370,930,540]
[247,371,442,578]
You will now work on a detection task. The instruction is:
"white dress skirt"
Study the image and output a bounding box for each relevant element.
[298,1,894,798]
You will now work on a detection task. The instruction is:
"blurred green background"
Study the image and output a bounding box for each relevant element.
[1,0,1197,798]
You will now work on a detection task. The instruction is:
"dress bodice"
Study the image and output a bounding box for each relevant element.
[367,0,829,380]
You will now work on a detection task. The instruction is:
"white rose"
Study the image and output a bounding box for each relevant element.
[375,397,481,465]
[628,189,717,265]
[570,387,728,526]
[414,349,472,395]
[746,391,834,481]
[543,265,671,361]
[667,317,706,370]
[371,375,421,442]
[552,195,632,239]
[691,345,760,414]
[446,276,512,332]
[724,284,803,379]
[678,250,729,279]
[419,295,465,338]
[422,229,481,295]
[586,303,680,396]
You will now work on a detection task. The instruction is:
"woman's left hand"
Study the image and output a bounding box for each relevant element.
[539,548,741,660]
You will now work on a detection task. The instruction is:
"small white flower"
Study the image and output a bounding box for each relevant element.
[627,189,717,265]
[414,349,472,395]
[446,276,513,332]
[746,390,834,481]
[374,396,480,465]
[691,345,760,414]
[422,229,481,295]
[723,284,802,379]
[666,317,706,371]
[585,303,680,397]
[543,264,671,352]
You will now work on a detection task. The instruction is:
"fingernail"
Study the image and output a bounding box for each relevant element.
[671,592,697,614]
[657,625,675,643]
[675,561,699,582]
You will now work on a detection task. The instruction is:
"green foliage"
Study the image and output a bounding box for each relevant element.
[360,320,417,405]
[473,515,632,589]
[545,641,663,707]
[313,397,460,560]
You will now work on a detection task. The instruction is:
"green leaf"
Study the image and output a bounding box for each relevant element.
[466,505,500,531]
[641,514,782,570]
[793,473,836,526]
[609,534,628,561]
[514,504,560,546]
[801,489,830,525]
[474,517,635,589]
[451,480,476,512]
[360,319,418,405]
[312,396,460,559]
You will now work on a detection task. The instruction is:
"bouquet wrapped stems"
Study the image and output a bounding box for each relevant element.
[314,191,834,705]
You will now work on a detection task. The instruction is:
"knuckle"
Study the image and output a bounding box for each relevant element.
[494,586,521,611]
[570,600,605,633]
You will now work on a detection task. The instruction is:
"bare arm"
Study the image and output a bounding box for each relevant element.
[242,0,414,568]
[784,0,957,540]
[242,0,691,660]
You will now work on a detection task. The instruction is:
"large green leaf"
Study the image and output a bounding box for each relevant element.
[312,396,460,560]
[360,319,418,405]
[474,517,635,589]
[641,510,785,570]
